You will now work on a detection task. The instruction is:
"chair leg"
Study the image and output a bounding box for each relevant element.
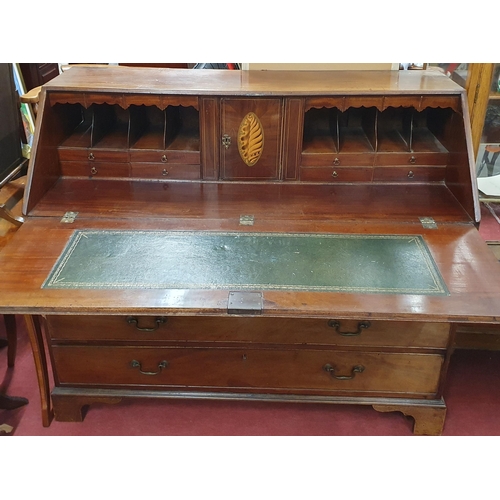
[492,152,500,174]
[0,203,24,227]
[3,314,17,367]
[477,150,489,176]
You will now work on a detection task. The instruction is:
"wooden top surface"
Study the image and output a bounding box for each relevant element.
[27,179,473,223]
[44,67,465,96]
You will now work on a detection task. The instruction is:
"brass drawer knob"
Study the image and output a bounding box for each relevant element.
[161,154,168,163]
[323,364,365,381]
[90,166,98,175]
[409,156,416,164]
[162,169,169,176]
[88,152,95,161]
[130,360,168,376]
[328,319,371,336]
[408,170,415,179]
[332,170,338,178]
[333,157,340,166]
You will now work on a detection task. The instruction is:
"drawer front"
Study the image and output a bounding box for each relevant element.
[374,152,449,166]
[130,163,201,180]
[129,150,200,164]
[58,148,89,162]
[58,148,129,163]
[301,153,374,167]
[373,166,446,182]
[46,316,450,349]
[51,345,444,396]
[60,161,130,178]
[300,166,373,182]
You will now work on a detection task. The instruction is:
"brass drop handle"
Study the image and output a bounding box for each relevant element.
[332,170,338,178]
[161,154,168,163]
[127,316,167,332]
[323,364,365,380]
[333,158,340,166]
[88,152,95,161]
[328,320,371,336]
[409,156,416,164]
[408,170,415,179]
[90,166,98,175]
[162,169,169,176]
[131,360,168,376]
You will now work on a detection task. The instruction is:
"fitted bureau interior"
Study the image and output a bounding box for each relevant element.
[300,105,457,183]
[24,91,475,223]
[55,104,200,160]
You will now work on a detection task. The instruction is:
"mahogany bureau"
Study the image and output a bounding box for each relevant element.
[2,67,500,435]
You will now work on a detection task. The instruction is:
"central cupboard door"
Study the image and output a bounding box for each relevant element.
[221,98,282,180]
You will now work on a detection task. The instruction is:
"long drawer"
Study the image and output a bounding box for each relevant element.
[51,345,444,396]
[45,315,450,348]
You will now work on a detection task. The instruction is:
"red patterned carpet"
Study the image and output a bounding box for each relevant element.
[479,202,500,241]
[2,315,500,436]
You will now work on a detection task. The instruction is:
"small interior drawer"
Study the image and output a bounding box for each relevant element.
[130,163,201,180]
[129,150,200,164]
[373,166,446,182]
[301,153,374,167]
[59,161,131,178]
[374,152,449,166]
[300,166,373,182]
[58,148,129,163]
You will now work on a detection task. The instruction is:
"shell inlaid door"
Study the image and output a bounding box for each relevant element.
[221,98,282,180]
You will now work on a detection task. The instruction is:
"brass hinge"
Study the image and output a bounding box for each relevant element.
[419,217,437,229]
[61,211,78,223]
[239,214,254,226]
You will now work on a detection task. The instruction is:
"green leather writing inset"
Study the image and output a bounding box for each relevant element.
[42,230,449,295]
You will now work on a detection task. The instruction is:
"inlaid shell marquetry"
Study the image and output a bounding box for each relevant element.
[237,112,264,166]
